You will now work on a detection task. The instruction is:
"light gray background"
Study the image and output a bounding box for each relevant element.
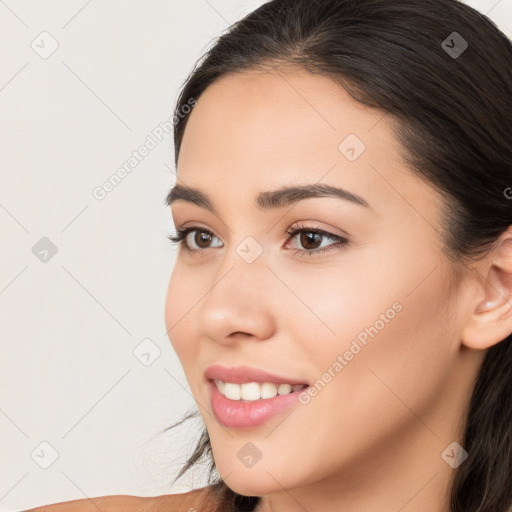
[1,1,510,511]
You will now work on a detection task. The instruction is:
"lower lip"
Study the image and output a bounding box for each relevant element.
[209,381,308,428]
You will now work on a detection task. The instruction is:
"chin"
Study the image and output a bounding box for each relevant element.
[212,451,299,497]
[220,472,283,498]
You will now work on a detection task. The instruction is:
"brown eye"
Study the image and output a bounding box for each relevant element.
[167,226,223,252]
[183,228,222,251]
[193,230,214,249]
[285,224,349,256]
[299,231,322,250]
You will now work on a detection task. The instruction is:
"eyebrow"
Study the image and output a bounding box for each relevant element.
[165,183,369,214]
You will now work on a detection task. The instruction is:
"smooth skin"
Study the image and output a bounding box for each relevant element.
[24,487,213,511]
[165,65,512,512]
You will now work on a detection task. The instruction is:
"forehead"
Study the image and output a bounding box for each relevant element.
[175,67,439,222]
[178,66,394,166]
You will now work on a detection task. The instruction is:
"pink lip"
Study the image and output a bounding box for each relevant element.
[204,364,308,385]
[208,380,307,428]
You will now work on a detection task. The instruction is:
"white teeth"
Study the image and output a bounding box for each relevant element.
[261,382,278,399]
[214,380,307,401]
[241,382,261,401]
[223,382,241,400]
[277,383,292,395]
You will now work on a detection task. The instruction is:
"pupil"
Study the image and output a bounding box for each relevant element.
[196,231,212,248]
[302,232,320,249]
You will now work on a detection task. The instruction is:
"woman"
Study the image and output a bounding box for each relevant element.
[28,0,512,511]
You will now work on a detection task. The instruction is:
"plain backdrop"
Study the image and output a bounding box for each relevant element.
[1,1,510,511]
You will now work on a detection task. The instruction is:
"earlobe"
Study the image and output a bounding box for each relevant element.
[461,230,512,350]
[474,296,501,314]
[462,299,512,349]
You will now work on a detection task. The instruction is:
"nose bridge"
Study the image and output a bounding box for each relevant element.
[214,231,270,293]
[197,236,276,343]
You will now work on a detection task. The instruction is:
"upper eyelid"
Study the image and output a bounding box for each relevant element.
[175,224,342,237]
[176,221,348,237]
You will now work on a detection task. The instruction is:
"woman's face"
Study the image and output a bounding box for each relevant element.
[165,67,480,501]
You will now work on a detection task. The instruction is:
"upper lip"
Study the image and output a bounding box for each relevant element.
[205,364,308,385]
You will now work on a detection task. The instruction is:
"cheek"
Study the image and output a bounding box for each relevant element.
[308,232,453,365]
[289,239,456,422]
[265,277,455,486]
[305,262,454,432]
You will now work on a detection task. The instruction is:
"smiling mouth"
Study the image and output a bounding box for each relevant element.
[212,379,309,402]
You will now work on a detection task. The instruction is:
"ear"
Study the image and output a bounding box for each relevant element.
[461,226,512,349]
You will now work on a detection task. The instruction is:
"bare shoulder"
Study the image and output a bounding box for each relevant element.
[24,486,219,512]
[23,494,148,512]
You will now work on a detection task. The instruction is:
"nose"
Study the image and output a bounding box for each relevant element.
[196,250,278,347]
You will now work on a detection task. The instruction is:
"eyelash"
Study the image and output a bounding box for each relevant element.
[166,222,349,257]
